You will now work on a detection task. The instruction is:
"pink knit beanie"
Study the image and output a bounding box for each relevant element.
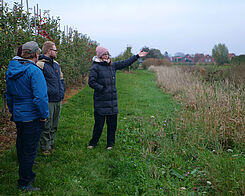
[96,46,108,58]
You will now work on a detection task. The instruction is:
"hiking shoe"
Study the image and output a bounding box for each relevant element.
[87,145,94,149]
[107,147,112,150]
[42,150,51,156]
[50,145,55,152]
[18,184,40,192]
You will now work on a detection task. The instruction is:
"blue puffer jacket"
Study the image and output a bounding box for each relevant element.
[37,55,65,102]
[5,57,49,122]
[88,55,139,115]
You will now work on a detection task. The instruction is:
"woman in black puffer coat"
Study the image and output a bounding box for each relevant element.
[88,46,148,150]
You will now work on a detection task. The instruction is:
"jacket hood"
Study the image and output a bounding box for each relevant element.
[92,56,103,63]
[92,56,111,66]
[12,56,24,60]
[39,54,54,64]
[6,59,34,80]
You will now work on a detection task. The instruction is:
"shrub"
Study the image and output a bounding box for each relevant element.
[231,55,245,65]
[212,43,229,65]
[142,58,171,69]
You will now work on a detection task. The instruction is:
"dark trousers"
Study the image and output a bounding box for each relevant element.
[15,118,44,187]
[89,112,117,147]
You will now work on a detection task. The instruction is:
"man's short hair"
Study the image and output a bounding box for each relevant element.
[21,52,37,59]
[42,41,55,54]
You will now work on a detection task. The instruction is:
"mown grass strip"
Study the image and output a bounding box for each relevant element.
[2,70,243,195]
[0,70,178,195]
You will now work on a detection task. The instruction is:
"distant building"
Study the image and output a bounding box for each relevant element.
[184,54,193,63]
[171,56,183,62]
[203,55,213,63]
[171,53,215,64]
[170,52,237,64]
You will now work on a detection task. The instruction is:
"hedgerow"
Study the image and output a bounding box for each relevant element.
[0,2,97,114]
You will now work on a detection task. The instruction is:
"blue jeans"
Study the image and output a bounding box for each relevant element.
[15,118,44,187]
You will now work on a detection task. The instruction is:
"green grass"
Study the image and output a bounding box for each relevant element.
[0,70,244,195]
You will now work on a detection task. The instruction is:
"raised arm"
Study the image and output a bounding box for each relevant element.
[138,50,148,58]
[113,50,148,70]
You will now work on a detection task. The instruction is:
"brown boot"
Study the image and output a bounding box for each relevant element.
[42,150,51,156]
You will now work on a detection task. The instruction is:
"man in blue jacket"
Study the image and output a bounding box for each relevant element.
[37,41,65,155]
[5,41,49,192]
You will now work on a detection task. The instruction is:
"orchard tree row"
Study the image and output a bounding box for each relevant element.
[0,2,98,113]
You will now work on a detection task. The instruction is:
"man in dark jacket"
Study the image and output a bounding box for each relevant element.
[88,46,148,150]
[37,41,65,155]
[5,41,49,192]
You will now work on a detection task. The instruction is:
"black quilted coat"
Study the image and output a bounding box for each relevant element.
[88,55,139,115]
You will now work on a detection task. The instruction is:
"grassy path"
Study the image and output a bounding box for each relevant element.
[0,70,180,195]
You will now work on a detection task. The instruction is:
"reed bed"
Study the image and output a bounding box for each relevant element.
[149,65,245,150]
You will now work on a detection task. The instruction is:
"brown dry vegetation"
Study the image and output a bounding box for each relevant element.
[149,65,245,149]
[230,64,245,87]
[0,115,16,154]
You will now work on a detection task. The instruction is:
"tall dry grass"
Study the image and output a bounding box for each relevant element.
[149,65,245,149]
[231,64,245,87]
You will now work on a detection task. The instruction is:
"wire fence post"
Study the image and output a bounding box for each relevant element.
[26,0,30,31]
[37,3,38,18]
[34,5,36,38]
[66,25,68,42]
[20,0,23,18]
[37,4,39,35]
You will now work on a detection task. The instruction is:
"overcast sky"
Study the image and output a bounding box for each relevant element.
[5,0,245,57]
